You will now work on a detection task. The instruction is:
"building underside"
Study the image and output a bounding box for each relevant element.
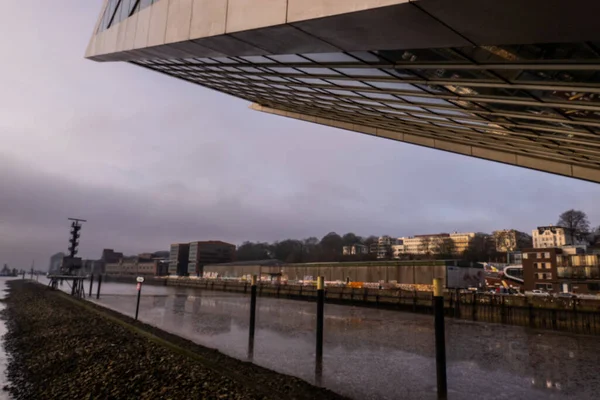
[87,0,600,183]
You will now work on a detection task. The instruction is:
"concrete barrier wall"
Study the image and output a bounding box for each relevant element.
[204,262,449,285]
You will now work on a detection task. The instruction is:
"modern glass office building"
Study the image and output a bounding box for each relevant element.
[87,0,600,183]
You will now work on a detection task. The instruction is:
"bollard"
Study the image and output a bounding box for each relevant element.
[248,275,257,360]
[96,274,102,299]
[433,279,447,400]
[89,274,94,297]
[315,276,325,383]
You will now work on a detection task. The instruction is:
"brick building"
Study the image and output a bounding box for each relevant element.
[522,248,600,294]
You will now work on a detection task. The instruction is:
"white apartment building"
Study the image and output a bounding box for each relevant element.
[397,232,475,255]
[532,225,586,248]
[391,244,405,258]
[449,232,476,254]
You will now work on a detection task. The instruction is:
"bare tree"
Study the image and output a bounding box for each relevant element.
[557,209,590,242]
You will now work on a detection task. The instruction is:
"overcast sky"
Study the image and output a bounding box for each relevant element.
[1,1,599,268]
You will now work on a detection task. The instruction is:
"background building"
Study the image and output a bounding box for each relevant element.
[532,226,586,248]
[169,243,190,276]
[376,236,397,259]
[187,241,236,276]
[449,232,476,254]
[398,233,474,256]
[493,229,533,252]
[105,255,161,277]
[342,244,368,256]
[523,248,600,294]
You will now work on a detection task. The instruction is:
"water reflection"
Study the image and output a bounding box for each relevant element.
[74,281,600,399]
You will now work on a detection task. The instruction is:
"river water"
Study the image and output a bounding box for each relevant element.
[48,279,600,399]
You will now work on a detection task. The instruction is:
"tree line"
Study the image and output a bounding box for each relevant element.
[234,209,600,264]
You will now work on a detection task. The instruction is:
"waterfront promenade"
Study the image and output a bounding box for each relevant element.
[0,279,345,400]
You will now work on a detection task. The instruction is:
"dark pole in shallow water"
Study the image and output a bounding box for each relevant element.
[315,276,325,385]
[96,275,102,299]
[248,275,257,360]
[135,283,142,321]
[89,274,94,297]
[434,278,447,400]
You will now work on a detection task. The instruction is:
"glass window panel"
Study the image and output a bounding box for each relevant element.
[291,86,317,93]
[237,66,262,73]
[122,0,134,20]
[264,76,291,83]
[352,99,384,107]
[210,57,238,64]
[432,108,471,117]
[389,104,424,112]
[296,77,330,85]
[267,66,300,74]
[356,92,399,100]
[458,43,600,63]
[448,99,486,110]
[378,48,466,63]
[297,67,340,76]
[400,96,451,106]
[325,79,368,88]
[452,119,491,127]
[383,69,418,79]
[368,81,423,92]
[334,68,389,77]
[562,110,600,121]
[348,51,387,63]
[414,68,498,81]
[415,84,451,94]
[434,123,474,131]
[412,114,448,122]
[530,89,600,104]
[267,54,311,63]
[303,53,357,63]
[240,56,276,63]
[111,0,124,25]
[509,69,600,85]
[326,89,356,97]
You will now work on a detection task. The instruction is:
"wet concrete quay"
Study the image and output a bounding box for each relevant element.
[50,279,600,399]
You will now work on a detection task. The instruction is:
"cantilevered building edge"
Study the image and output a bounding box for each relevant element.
[86,0,600,184]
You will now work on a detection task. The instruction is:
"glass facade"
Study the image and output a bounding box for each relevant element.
[97,0,160,33]
[131,42,600,170]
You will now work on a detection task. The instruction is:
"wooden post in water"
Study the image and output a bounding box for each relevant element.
[433,279,448,400]
[96,274,102,299]
[315,276,325,386]
[89,274,94,297]
[248,275,257,361]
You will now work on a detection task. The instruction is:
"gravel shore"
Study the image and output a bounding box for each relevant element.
[1,280,348,400]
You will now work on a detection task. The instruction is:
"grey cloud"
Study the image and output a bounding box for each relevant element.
[1,1,600,269]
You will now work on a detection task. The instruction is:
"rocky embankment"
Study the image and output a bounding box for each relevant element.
[1,281,347,400]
